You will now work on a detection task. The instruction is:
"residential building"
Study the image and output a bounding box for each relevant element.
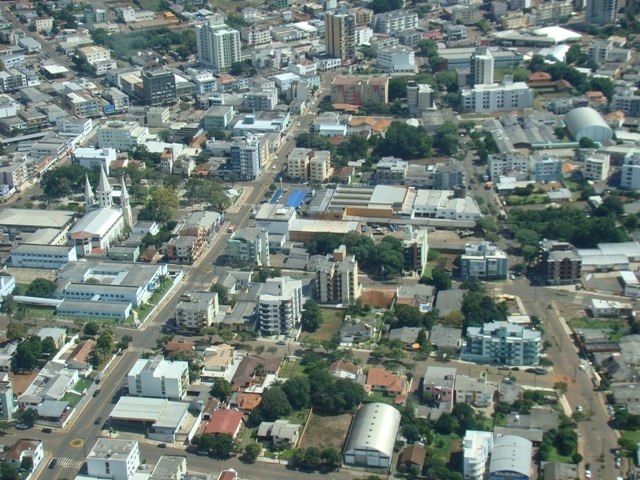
[331,76,389,106]
[621,150,640,190]
[0,275,14,300]
[324,12,355,61]
[461,77,533,113]
[87,439,140,480]
[488,153,530,180]
[612,89,640,117]
[3,439,44,475]
[366,367,408,398]
[470,47,494,86]
[586,0,618,25]
[34,16,53,33]
[258,276,303,335]
[97,121,150,151]
[166,210,221,264]
[455,375,496,407]
[434,162,465,189]
[241,25,272,46]
[196,18,242,72]
[176,292,219,332]
[63,90,102,118]
[463,431,494,480]
[533,154,562,182]
[540,240,582,285]
[203,105,234,131]
[375,156,407,184]
[462,321,542,366]
[205,409,244,438]
[584,152,610,181]
[257,420,302,449]
[227,227,270,267]
[374,10,418,34]
[529,1,573,25]
[588,39,612,64]
[429,324,462,354]
[287,148,311,180]
[407,82,434,115]
[244,89,278,111]
[147,106,170,127]
[0,381,15,420]
[254,203,297,240]
[423,366,456,411]
[403,228,429,275]
[309,150,333,182]
[142,69,176,106]
[127,355,189,400]
[315,245,361,304]
[461,242,508,280]
[11,244,77,269]
[230,138,263,180]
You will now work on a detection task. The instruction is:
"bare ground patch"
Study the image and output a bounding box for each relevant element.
[299,411,353,451]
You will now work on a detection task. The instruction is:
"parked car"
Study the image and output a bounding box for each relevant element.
[15,423,29,430]
[49,459,57,469]
[41,427,52,433]
[93,389,101,397]
[94,416,102,425]
[157,443,167,448]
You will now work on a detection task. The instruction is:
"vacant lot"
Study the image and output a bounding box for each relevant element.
[301,308,344,342]
[300,412,352,451]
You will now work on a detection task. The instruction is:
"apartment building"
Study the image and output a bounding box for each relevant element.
[87,439,140,480]
[460,242,508,280]
[461,78,533,113]
[127,355,189,400]
[244,88,278,111]
[176,292,219,332]
[331,76,389,106]
[373,9,419,34]
[196,18,242,72]
[462,321,542,366]
[258,276,303,336]
[407,82,434,115]
[287,148,311,180]
[540,240,582,285]
[584,152,610,181]
[324,12,355,61]
[141,69,176,106]
[63,91,102,118]
[227,227,270,267]
[97,121,150,151]
[11,244,77,269]
[463,431,494,480]
[309,150,333,182]
[315,245,361,304]
[375,156,407,184]
[621,150,640,190]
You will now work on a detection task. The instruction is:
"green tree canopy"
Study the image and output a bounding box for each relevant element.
[301,299,323,332]
[210,379,233,402]
[139,187,179,222]
[374,122,432,160]
[260,386,292,421]
[26,278,57,298]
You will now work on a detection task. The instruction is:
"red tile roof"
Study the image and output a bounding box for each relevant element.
[366,368,407,394]
[204,409,244,436]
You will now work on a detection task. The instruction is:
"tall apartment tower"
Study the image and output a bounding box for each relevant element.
[196,18,241,72]
[470,47,494,86]
[141,69,176,106]
[324,12,355,61]
[585,0,618,25]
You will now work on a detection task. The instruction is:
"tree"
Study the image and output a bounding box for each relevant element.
[14,337,42,371]
[16,407,39,427]
[579,137,597,148]
[96,330,114,359]
[370,0,402,13]
[26,278,56,298]
[394,304,424,327]
[260,386,292,421]
[210,379,233,402]
[301,299,323,332]
[41,164,91,198]
[84,322,100,336]
[281,376,311,409]
[138,187,179,222]
[374,122,432,160]
[432,122,460,156]
[6,322,28,341]
[389,77,408,101]
[208,433,235,458]
[244,442,261,463]
[430,267,452,291]
[117,335,133,350]
[321,448,341,470]
[41,337,57,356]
[0,462,20,480]
[210,283,229,305]
[305,233,342,256]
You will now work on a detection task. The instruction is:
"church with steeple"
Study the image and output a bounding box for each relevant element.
[68,166,132,256]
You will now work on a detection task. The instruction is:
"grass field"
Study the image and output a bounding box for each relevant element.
[429,433,461,464]
[300,412,352,451]
[301,308,345,342]
[621,430,640,443]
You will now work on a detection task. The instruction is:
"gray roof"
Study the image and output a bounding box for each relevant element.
[344,403,401,460]
[38,400,68,418]
[489,435,532,477]
[435,289,464,316]
[542,462,578,480]
[89,439,138,461]
[110,396,189,429]
[429,324,462,349]
[565,107,611,138]
[389,327,422,345]
[0,208,75,229]
[494,426,543,443]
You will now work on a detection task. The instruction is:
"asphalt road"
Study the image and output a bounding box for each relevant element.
[503,279,620,480]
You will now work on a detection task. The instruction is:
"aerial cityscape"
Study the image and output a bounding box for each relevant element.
[0,0,637,479]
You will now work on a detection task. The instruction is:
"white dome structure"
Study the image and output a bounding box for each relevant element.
[565,107,613,144]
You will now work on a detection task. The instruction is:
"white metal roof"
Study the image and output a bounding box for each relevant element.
[343,402,400,460]
[489,435,532,477]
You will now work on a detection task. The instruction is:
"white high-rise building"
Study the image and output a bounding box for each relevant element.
[621,150,640,190]
[87,439,140,480]
[127,355,189,400]
[584,152,610,182]
[470,47,494,86]
[196,18,241,73]
[258,276,303,336]
[463,431,493,480]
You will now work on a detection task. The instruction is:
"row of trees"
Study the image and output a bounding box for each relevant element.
[290,447,341,472]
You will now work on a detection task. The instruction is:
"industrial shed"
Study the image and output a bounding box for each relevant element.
[343,402,401,469]
[565,107,613,144]
[489,435,532,480]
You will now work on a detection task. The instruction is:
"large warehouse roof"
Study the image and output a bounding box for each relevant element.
[489,435,532,477]
[343,402,400,460]
[565,107,612,141]
[0,208,75,229]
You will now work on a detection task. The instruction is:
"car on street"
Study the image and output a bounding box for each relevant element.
[616,457,621,468]
[41,427,52,433]
[49,459,57,469]
[93,389,101,397]
[15,423,29,430]
[157,443,167,448]
[585,469,591,478]
[95,416,102,425]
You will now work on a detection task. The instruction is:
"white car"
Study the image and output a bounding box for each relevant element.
[585,469,591,479]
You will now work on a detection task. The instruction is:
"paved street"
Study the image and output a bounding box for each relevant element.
[503,279,619,480]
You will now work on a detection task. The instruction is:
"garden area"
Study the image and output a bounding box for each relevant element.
[299,412,352,452]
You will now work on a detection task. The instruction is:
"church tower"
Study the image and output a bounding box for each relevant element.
[96,165,113,208]
[120,175,133,229]
[84,174,95,209]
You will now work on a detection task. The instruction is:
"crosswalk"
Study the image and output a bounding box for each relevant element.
[128,346,148,353]
[56,457,85,469]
